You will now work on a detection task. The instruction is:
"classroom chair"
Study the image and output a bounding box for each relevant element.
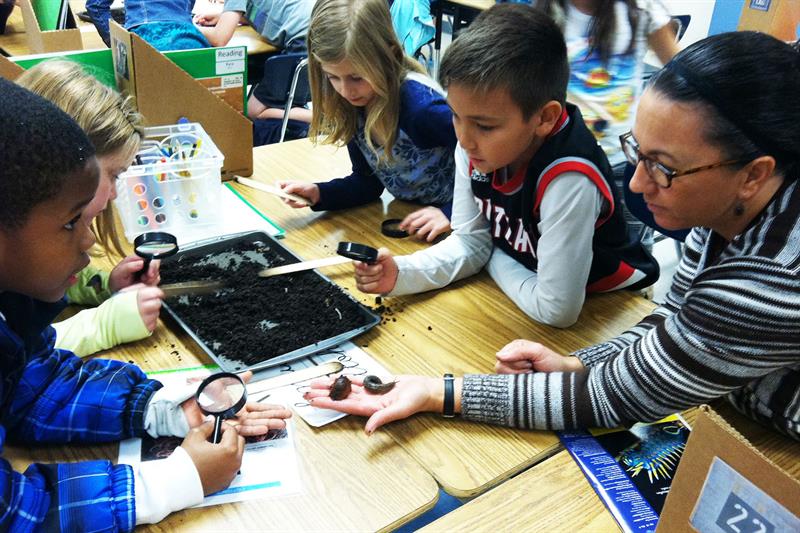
[250,52,311,145]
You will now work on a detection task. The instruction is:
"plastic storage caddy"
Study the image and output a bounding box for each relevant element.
[115,122,223,241]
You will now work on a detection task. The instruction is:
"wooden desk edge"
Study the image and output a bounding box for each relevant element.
[437,442,564,499]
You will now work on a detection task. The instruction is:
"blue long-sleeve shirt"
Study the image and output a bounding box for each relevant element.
[314,72,457,218]
[0,291,161,532]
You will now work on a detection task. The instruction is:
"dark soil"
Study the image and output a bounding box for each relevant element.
[160,238,374,370]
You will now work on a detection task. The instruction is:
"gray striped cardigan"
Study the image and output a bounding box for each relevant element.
[462,179,800,440]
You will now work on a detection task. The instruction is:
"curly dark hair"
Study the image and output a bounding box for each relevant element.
[0,78,96,230]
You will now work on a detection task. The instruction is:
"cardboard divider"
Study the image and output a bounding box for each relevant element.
[656,405,800,532]
[0,56,24,80]
[18,0,82,54]
[109,21,253,179]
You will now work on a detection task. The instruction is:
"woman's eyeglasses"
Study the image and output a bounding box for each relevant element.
[619,132,744,188]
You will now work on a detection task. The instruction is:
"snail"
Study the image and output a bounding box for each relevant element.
[330,375,352,401]
[363,375,396,394]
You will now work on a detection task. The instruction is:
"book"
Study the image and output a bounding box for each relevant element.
[558,415,691,533]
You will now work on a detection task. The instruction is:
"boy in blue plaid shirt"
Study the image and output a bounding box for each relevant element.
[0,79,291,531]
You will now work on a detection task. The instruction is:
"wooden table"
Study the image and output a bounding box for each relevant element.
[420,404,800,531]
[3,144,441,531]
[233,139,659,498]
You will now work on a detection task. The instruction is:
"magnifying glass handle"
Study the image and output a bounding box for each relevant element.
[211,415,224,444]
[138,257,152,281]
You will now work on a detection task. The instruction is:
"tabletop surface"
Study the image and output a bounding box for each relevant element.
[420,404,800,531]
[4,138,796,530]
[232,139,660,498]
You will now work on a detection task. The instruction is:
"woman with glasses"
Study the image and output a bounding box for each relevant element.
[304,31,800,441]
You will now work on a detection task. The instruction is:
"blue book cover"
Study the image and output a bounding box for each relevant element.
[558,415,690,533]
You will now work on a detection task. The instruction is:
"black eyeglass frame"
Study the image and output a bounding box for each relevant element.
[619,131,745,188]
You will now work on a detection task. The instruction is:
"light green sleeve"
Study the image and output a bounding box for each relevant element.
[65,266,112,306]
[53,290,151,357]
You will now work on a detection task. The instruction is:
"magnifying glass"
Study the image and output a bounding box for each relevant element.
[194,372,247,444]
[336,242,378,263]
[134,231,179,279]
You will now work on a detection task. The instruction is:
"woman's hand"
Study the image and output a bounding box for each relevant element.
[354,247,398,294]
[181,371,293,437]
[181,421,244,496]
[278,181,320,208]
[400,206,451,242]
[303,374,441,434]
[109,255,160,291]
[495,339,583,374]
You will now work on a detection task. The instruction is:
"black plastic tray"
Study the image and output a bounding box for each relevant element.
[160,231,380,372]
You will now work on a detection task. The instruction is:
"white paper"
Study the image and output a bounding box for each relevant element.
[118,366,301,507]
[267,342,393,428]
[170,182,284,247]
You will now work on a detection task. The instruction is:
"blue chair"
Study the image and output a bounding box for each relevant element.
[250,52,311,144]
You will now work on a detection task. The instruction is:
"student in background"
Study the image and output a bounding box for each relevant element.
[195,0,313,128]
[306,31,800,442]
[537,0,678,166]
[87,0,210,50]
[0,78,292,529]
[196,0,312,51]
[279,0,457,242]
[535,0,680,240]
[16,59,161,357]
[352,4,657,328]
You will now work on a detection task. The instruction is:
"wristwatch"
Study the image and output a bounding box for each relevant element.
[443,373,455,418]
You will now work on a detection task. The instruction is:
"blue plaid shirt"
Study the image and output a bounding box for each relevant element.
[0,292,161,532]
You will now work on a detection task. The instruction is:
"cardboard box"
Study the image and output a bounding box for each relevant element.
[109,21,253,179]
[18,0,82,54]
[657,406,800,532]
[738,0,800,41]
[0,25,253,179]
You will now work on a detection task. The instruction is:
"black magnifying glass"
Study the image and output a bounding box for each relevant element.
[194,372,248,444]
[134,231,179,280]
[337,241,378,264]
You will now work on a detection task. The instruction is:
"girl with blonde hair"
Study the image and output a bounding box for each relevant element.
[280,0,457,242]
[17,59,164,357]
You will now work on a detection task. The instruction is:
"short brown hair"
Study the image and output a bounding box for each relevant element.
[439,4,568,119]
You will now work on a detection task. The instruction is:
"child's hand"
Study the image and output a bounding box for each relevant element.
[400,207,451,242]
[194,13,220,26]
[181,421,245,496]
[230,401,293,437]
[181,371,292,437]
[304,374,441,434]
[354,247,398,294]
[278,181,320,207]
[119,285,164,332]
[495,340,583,374]
[109,256,160,291]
